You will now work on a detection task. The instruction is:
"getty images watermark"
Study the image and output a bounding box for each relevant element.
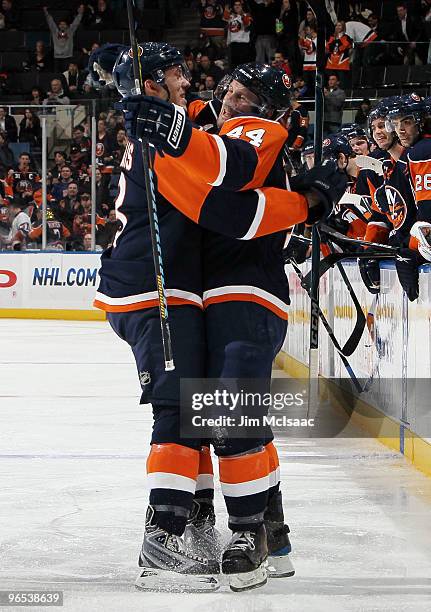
[180,379,315,438]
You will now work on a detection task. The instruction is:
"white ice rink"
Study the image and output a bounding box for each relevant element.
[1,319,431,612]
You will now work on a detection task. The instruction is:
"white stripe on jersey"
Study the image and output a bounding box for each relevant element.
[203,285,288,314]
[209,134,227,187]
[240,189,266,240]
[95,288,203,307]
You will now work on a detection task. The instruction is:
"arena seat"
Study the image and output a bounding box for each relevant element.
[1,52,29,72]
[384,65,410,87]
[0,31,25,51]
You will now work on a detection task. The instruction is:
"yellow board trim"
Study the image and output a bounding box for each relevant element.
[0,308,106,321]
[276,350,431,478]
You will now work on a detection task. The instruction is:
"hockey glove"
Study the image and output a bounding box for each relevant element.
[290,160,348,224]
[121,96,192,157]
[395,248,424,301]
[359,257,381,294]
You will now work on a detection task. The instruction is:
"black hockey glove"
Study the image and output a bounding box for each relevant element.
[120,96,192,157]
[359,256,381,294]
[395,248,424,301]
[290,160,348,224]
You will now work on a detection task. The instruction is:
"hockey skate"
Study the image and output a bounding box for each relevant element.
[184,500,224,561]
[265,491,295,578]
[221,524,268,592]
[135,506,220,593]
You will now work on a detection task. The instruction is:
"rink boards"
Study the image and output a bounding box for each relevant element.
[0,252,104,320]
[1,252,430,476]
[281,260,431,476]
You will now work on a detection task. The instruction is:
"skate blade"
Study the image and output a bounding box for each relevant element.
[135,567,220,593]
[267,553,295,578]
[227,563,268,592]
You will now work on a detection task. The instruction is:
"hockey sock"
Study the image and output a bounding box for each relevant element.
[219,446,270,532]
[146,443,199,536]
[265,441,281,504]
[195,445,214,505]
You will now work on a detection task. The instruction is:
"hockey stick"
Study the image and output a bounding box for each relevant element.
[288,258,363,391]
[355,155,385,176]
[319,223,398,253]
[306,0,326,416]
[126,0,174,371]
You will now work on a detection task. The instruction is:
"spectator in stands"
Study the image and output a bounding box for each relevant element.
[392,2,427,64]
[223,1,253,68]
[24,40,53,73]
[62,62,85,98]
[18,109,41,148]
[83,233,93,251]
[271,51,292,75]
[49,151,67,182]
[299,23,318,94]
[91,0,114,30]
[0,0,20,30]
[64,182,81,213]
[43,79,71,106]
[354,98,371,130]
[43,4,84,72]
[292,75,308,97]
[200,0,226,55]
[29,87,45,107]
[112,128,128,168]
[0,131,14,175]
[0,107,17,143]
[51,166,74,201]
[71,125,91,160]
[276,0,300,75]
[323,74,345,134]
[185,58,201,91]
[198,55,224,87]
[202,74,216,91]
[97,208,118,249]
[325,21,352,89]
[298,7,316,38]
[69,145,88,178]
[248,0,277,64]
[95,118,115,166]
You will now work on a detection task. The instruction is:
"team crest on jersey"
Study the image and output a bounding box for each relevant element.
[385,186,407,229]
[411,93,421,101]
[323,138,331,147]
[139,371,151,387]
[96,142,105,157]
[282,73,292,89]
[128,45,143,59]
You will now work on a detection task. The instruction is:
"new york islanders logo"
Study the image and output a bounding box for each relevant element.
[282,73,292,89]
[385,186,407,229]
[128,45,144,59]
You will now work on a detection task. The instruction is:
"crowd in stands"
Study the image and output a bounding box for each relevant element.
[0,0,430,251]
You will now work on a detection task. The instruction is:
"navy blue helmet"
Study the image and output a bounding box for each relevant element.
[214,62,291,118]
[322,134,354,160]
[112,42,189,97]
[88,43,127,85]
[340,123,368,141]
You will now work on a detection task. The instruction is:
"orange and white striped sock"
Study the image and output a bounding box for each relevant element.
[146,443,199,535]
[219,446,270,532]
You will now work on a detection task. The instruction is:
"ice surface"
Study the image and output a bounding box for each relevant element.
[1,320,431,612]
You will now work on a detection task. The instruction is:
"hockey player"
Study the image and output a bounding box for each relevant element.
[386,94,431,299]
[91,45,344,593]
[92,43,221,593]
[322,133,371,240]
[121,62,347,591]
[340,123,371,156]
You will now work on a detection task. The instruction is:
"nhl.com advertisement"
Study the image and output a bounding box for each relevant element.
[0,253,100,311]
